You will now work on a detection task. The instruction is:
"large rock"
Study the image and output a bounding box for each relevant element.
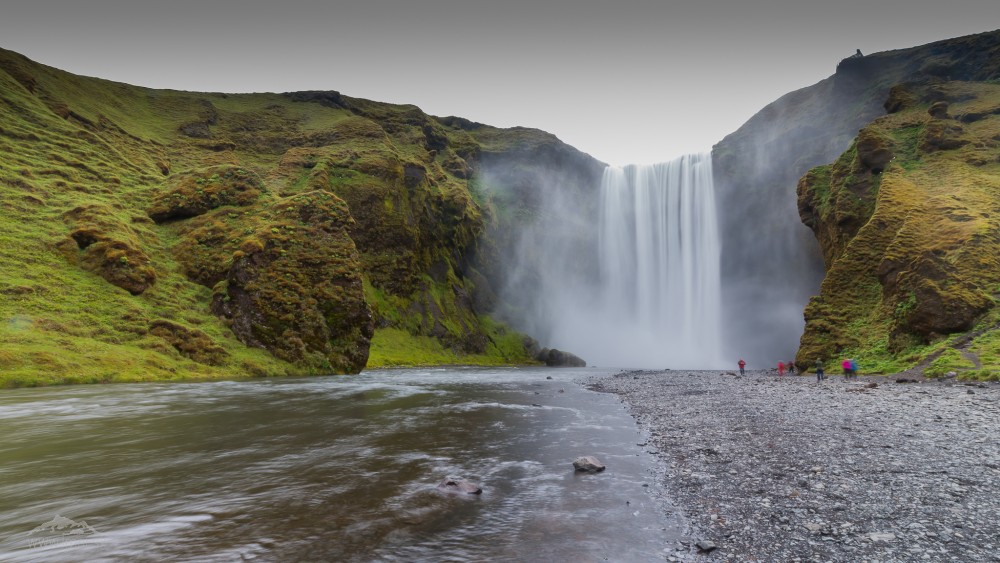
[212,191,374,373]
[148,165,263,223]
[537,348,586,367]
[573,456,606,473]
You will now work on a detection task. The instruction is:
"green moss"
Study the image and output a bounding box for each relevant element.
[0,46,576,387]
[925,348,976,377]
[797,79,1000,372]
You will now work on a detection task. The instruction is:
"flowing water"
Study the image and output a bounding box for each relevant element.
[0,367,680,562]
[597,156,722,368]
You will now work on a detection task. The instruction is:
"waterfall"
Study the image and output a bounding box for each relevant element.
[492,152,725,369]
[592,154,722,368]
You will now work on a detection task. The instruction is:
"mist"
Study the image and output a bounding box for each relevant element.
[482,154,734,370]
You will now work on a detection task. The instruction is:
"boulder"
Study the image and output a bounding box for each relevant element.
[436,478,482,495]
[148,165,263,223]
[211,191,374,373]
[537,348,586,367]
[573,456,606,473]
[928,101,950,119]
[855,127,894,174]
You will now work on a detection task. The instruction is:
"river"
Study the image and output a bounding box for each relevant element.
[0,366,681,562]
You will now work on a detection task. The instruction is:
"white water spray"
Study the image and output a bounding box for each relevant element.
[591,154,722,367]
[493,153,726,369]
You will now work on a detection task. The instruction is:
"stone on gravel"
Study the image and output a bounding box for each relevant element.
[588,369,1000,561]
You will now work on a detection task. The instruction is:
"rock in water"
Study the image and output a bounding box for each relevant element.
[537,348,587,367]
[573,456,606,473]
[436,478,482,495]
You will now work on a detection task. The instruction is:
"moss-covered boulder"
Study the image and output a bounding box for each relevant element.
[148,165,263,223]
[59,204,157,295]
[211,191,374,373]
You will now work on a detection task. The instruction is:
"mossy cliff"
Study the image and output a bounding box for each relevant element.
[0,47,598,386]
[795,33,1000,376]
[712,29,1000,374]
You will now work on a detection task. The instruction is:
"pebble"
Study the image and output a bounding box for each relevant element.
[589,370,1000,562]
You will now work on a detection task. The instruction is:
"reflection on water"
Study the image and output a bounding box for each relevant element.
[0,367,680,561]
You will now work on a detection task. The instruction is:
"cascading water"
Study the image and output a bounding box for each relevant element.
[593,154,722,368]
[500,153,724,369]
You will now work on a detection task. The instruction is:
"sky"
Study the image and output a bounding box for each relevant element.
[1,1,997,166]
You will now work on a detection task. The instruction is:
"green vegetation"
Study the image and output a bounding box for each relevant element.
[925,348,977,377]
[0,47,574,387]
[796,77,1000,378]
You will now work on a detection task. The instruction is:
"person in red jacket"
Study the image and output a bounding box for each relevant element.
[778,361,785,376]
[738,359,746,375]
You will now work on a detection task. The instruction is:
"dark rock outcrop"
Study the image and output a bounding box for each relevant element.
[537,348,586,367]
[715,29,1000,367]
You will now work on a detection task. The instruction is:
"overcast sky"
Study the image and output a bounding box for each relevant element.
[1,1,997,165]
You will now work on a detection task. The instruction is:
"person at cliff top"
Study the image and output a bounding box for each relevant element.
[778,361,785,376]
[738,359,746,376]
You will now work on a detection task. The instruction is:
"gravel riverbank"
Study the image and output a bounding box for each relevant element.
[590,370,1000,562]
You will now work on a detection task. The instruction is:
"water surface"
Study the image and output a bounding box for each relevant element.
[0,367,680,561]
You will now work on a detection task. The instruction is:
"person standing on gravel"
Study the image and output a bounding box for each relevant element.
[815,358,825,382]
[738,359,746,376]
[778,361,785,376]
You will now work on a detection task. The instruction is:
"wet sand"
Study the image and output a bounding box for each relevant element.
[590,369,1000,562]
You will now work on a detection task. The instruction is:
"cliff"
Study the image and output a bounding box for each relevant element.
[713,29,1000,377]
[796,35,1000,376]
[0,47,601,386]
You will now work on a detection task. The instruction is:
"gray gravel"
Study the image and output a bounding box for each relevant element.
[590,369,1000,562]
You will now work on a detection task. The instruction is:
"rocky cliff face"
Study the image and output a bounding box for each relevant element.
[796,59,1000,374]
[714,29,1000,376]
[0,47,599,386]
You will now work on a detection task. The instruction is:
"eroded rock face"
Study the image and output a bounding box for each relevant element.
[60,204,156,295]
[212,191,374,373]
[148,165,263,223]
[797,78,1000,365]
[855,128,894,174]
[920,119,969,151]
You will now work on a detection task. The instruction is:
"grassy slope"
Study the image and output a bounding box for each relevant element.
[796,80,1000,377]
[0,48,543,387]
